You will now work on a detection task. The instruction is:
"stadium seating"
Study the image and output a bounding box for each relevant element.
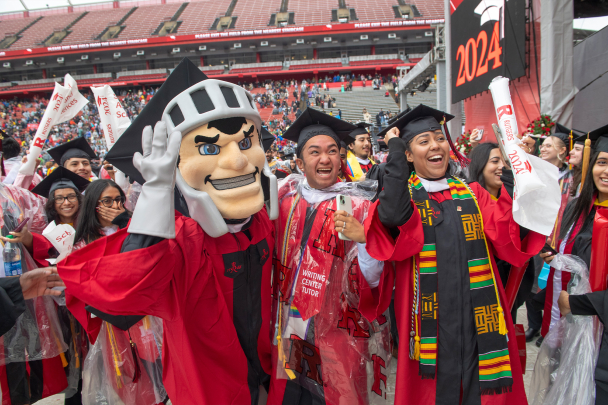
[0,17,40,40]
[0,79,60,93]
[115,3,181,40]
[231,0,282,30]
[65,8,132,45]
[347,0,398,22]
[230,62,282,74]
[309,85,436,123]
[201,69,225,76]
[349,54,406,67]
[287,0,331,26]
[12,13,84,50]
[349,59,404,66]
[174,1,229,35]
[289,58,343,71]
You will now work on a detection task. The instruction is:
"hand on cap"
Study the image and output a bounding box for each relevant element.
[384,127,400,143]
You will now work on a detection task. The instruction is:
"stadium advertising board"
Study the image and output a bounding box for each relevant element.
[450,0,526,103]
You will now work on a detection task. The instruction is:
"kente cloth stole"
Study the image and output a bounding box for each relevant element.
[407,173,513,395]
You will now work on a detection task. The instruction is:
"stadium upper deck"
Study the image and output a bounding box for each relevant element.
[0,0,443,51]
[0,0,442,96]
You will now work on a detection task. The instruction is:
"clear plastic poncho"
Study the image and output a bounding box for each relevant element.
[273,175,392,405]
[81,316,166,405]
[0,183,68,365]
[529,254,603,405]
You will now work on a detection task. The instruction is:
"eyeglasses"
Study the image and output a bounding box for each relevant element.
[54,194,78,204]
[98,196,125,208]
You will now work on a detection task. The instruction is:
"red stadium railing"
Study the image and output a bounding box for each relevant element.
[289,63,342,71]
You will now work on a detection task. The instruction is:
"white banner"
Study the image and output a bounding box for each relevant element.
[19,74,88,175]
[489,76,560,236]
[91,84,131,189]
[90,85,130,150]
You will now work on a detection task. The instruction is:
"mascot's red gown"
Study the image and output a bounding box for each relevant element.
[58,210,275,405]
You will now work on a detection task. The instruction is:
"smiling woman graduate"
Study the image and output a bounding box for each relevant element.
[55,58,280,405]
[361,105,545,405]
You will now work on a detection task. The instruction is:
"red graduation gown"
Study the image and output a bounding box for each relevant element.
[58,210,275,405]
[363,183,545,405]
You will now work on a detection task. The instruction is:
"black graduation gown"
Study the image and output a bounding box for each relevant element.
[565,200,608,402]
[0,277,25,337]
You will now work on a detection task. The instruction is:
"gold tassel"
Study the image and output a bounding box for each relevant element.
[580,135,592,189]
[414,336,421,361]
[569,131,573,170]
[143,316,150,330]
[497,306,507,335]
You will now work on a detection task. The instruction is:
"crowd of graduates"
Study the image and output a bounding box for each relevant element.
[0,60,606,405]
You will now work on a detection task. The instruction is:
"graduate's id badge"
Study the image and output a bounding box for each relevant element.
[223,251,245,278]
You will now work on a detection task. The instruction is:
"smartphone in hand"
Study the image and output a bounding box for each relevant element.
[13,218,30,233]
[475,129,484,141]
[336,194,353,241]
[541,243,558,256]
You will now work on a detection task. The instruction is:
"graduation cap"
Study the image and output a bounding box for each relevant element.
[377,104,469,166]
[283,108,357,157]
[47,137,97,166]
[574,124,608,188]
[105,58,209,185]
[261,127,276,151]
[349,122,373,139]
[574,124,608,153]
[31,166,90,198]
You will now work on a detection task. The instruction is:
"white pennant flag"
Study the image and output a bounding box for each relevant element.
[90,85,131,150]
[19,74,88,175]
[90,84,131,188]
[488,76,560,236]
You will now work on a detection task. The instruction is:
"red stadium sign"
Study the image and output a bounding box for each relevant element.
[0,18,444,60]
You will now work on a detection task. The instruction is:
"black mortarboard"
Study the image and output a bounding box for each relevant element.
[47,137,96,166]
[261,127,276,151]
[105,58,208,185]
[387,107,411,125]
[377,104,454,144]
[555,123,585,145]
[574,124,608,153]
[31,166,90,198]
[349,122,372,139]
[282,108,357,157]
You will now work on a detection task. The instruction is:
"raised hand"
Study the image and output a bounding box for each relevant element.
[128,121,182,239]
[133,121,182,187]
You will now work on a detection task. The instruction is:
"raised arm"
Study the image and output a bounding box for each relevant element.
[474,175,545,266]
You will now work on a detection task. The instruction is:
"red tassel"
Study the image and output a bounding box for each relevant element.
[443,121,470,167]
[128,330,142,384]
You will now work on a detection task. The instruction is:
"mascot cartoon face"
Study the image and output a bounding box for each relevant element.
[162,79,276,230]
[178,117,266,219]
